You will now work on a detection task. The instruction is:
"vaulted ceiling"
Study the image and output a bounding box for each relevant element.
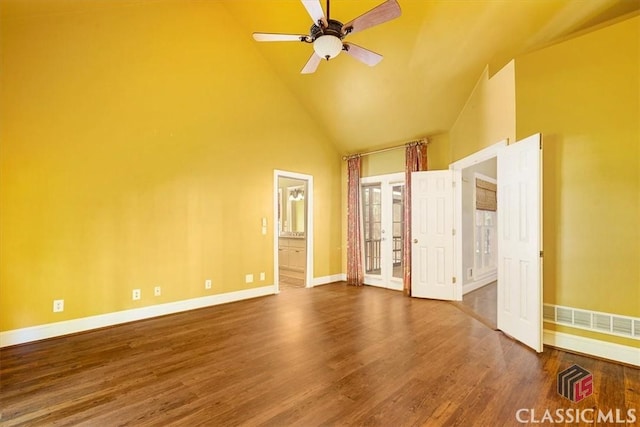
[224,0,639,154]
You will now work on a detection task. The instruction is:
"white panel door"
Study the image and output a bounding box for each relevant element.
[411,170,458,300]
[497,134,543,352]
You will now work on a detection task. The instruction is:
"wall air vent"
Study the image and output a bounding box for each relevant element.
[543,304,640,341]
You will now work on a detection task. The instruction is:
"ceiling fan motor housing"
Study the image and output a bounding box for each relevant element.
[310,19,345,40]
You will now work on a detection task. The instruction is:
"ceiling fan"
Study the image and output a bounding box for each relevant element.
[252,0,401,74]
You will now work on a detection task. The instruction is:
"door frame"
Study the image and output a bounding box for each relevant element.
[449,140,508,301]
[273,170,314,293]
[360,172,405,290]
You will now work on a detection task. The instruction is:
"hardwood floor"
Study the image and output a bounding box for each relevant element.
[453,281,497,330]
[1,283,638,426]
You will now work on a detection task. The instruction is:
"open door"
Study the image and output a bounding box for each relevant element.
[411,170,460,300]
[497,134,543,352]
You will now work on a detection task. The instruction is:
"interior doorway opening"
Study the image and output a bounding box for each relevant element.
[460,159,498,329]
[451,142,505,329]
[273,170,314,293]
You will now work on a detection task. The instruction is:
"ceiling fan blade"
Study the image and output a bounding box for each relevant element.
[342,0,401,35]
[253,32,307,42]
[301,0,326,26]
[344,43,383,66]
[301,52,322,74]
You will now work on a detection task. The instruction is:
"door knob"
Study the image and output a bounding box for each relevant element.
[413,238,418,244]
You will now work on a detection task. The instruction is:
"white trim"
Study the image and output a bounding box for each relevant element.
[543,329,640,367]
[312,274,345,286]
[449,140,508,170]
[462,274,497,295]
[0,285,276,348]
[359,172,405,185]
[274,170,314,292]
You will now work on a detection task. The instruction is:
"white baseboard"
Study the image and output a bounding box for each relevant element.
[463,274,497,295]
[312,274,345,286]
[543,329,640,367]
[0,285,276,348]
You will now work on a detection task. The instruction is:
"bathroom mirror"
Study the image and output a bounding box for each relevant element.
[287,186,305,234]
[278,180,306,236]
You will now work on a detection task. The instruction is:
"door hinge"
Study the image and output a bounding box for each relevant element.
[540,250,544,257]
[452,277,457,284]
[452,229,456,236]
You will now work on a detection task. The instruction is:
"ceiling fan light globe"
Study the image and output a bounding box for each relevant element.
[313,35,342,60]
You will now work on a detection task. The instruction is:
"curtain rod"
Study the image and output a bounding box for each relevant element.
[342,138,429,161]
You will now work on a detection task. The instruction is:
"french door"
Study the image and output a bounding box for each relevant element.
[361,173,405,290]
[410,134,543,353]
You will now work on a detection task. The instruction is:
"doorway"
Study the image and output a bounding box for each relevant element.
[360,172,405,291]
[412,135,542,352]
[449,143,505,329]
[459,160,498,329]
[273,170,314,293]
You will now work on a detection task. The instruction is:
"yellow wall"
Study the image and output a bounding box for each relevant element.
[425,133,451,171]
[0,0,343,331]
[448,17,638,348]
[515,14,639,335]
[361,149,405,178]
[450,62,516,160]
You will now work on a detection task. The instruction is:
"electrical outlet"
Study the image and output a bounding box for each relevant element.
[154,286,161,296]
[205,279,212,289]
[259,272,265,281]
[53,299,64,313]
[132,289,141,300]
[245,274,254,283]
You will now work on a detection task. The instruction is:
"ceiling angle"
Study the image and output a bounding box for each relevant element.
[252,0,401,74]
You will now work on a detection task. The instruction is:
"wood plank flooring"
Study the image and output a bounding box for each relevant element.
[453,281,497,330]
[1,283,638,426]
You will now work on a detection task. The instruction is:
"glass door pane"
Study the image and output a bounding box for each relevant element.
[392,184,404,279]
[362,184,382,275]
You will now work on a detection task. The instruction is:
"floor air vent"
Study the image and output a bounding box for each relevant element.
[544,304,640,341]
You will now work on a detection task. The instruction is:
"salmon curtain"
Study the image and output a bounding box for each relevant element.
[346,156,364,286]
[403,142,428,296]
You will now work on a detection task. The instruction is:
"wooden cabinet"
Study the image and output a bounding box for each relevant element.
[278,237,306,272]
